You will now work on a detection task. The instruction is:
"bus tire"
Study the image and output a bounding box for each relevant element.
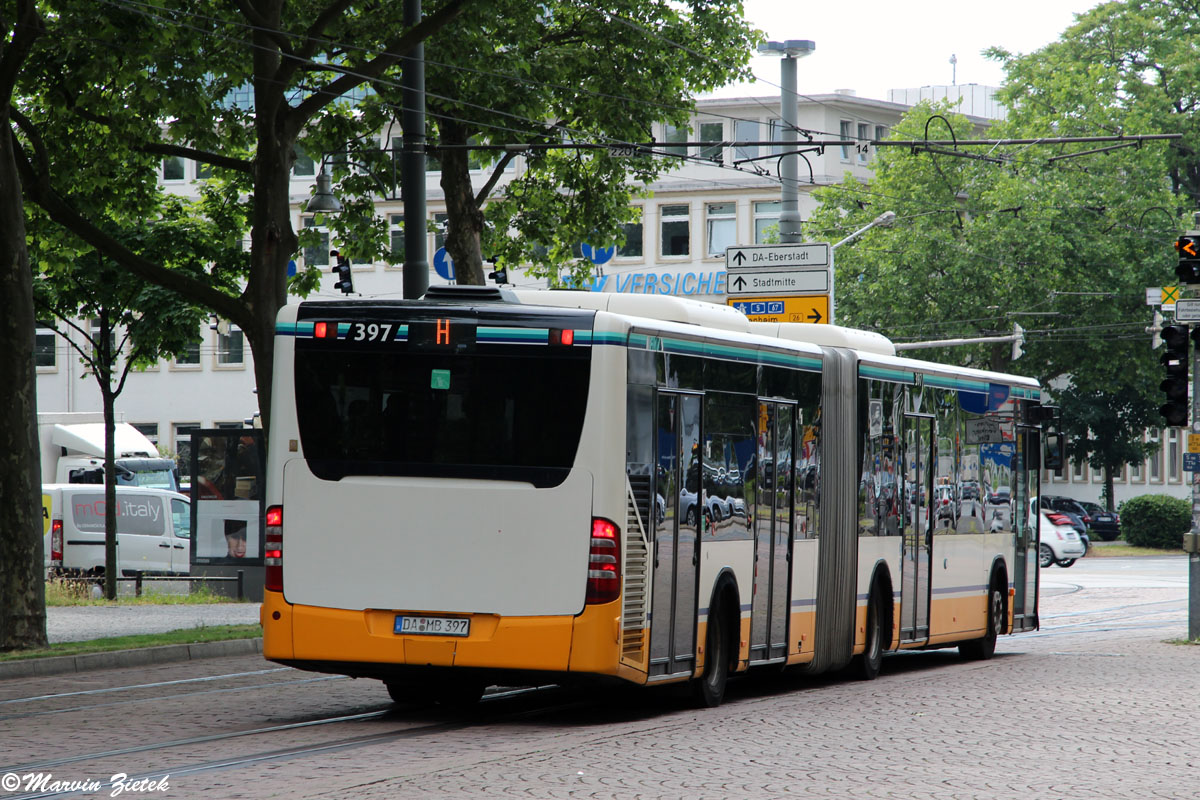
[691,594,732,708]
[960,572,1004,661]
[851,584,885,680]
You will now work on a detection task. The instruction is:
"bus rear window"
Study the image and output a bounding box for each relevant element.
[294,331,592,487]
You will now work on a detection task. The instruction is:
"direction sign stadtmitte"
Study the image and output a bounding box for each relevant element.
[726,269,828,296]
[725,242,830,270]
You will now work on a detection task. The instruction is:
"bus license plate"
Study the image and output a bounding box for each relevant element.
[394,615,470,637]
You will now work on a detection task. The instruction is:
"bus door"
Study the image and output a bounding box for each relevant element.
[1010,426,1039,632]
[649,392,701,679]
[900,413,935,642]
[749,400,794,665]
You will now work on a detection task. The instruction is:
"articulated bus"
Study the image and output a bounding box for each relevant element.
[262,286,1046,707]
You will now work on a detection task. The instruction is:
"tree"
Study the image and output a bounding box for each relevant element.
[808,97,1179,497]
[13,0,473,439]
[30,208,217,599]
[360,0,760,286]
[0,0,46,651]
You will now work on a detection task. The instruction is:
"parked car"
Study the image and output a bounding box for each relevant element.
[1078,500,1121,541]
[988,486,1010,505]
[1035,496,1089,555]
[1035,510,1087,567]
[42,484,192,578]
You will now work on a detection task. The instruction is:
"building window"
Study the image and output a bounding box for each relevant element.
[857,123,869,162]
[132,423,159,446]
[1148,429,1162,482]
[660,204,690,257]
[35,322,56,369]
[618,210,643,259]
[663,123,688,158]
[1130,445,1144,483]
[1071,458,1086,483]
[734,119,758,162]
[698,121,723,161]
[174,332,202,367]
[432,212,449,254]
[706,202,736,257]
[88,317,117,364]
[389,214,405,264]
[768,118,787,156]
[755,201,781,244]
[217,327,244,367]
[162,156,185,182]
[875,124,888,142]
[840,120,853,159]
[1169,428,1182,482]
[293,149,316,177]
[302,216,330,268]
[174,423,200,474]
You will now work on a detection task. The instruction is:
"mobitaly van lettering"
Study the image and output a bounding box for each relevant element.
[71,494,165,535]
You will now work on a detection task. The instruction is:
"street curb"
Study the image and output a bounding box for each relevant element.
[0,637,264,680]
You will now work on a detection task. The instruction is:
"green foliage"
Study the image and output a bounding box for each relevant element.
[365,0,760,284]
[1119,494,1191,549]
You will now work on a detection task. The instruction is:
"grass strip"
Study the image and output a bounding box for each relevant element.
[1086,543,1185,557]
[0,624,262,662]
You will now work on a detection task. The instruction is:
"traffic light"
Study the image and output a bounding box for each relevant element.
[1159,323,1189,426]
[331,250,354,294]
[1176,234,1200,284]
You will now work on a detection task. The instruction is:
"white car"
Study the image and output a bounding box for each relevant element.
[1037,510,1087,568]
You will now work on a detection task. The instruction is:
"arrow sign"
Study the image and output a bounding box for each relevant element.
[807,309,823,323]
[732,251,747,267]
[732,275,747,291]
[725,242,830,270]
[724,269,828,296]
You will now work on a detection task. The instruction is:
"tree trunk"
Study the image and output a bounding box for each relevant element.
[439,119,485,285]
[101,317,118,600]
[241,7,295,439]
[0,101,47,650]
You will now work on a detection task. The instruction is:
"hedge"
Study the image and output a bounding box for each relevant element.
[1119,494,1190,549]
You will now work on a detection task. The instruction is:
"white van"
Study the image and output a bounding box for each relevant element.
[42,485,192,577]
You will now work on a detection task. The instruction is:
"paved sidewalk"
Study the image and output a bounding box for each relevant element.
[46,602,261,644]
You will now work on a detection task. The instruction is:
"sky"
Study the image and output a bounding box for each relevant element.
[706,0,1105,102]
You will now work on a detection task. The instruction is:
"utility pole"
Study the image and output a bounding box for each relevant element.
[402,0,428,299]
[1174,213,1200,639]
[758,39,814,244]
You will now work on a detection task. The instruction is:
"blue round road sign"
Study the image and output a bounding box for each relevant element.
[581,243,616,265]
[433,247,456,281]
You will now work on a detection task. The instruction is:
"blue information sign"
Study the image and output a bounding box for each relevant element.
[1184,453,1200,472]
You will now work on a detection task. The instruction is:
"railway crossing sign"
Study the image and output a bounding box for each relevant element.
[727,295,829,324]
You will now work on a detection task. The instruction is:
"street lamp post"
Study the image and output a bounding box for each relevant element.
[759,39,815,244]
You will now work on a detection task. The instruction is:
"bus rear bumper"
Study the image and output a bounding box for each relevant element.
[261,590,625,681]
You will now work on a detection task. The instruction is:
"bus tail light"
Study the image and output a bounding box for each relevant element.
[265,505,283,592]
[586,517,620,605]
[50,519,63,565]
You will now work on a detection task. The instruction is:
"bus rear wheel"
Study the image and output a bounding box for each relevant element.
[692,602,731,708]
[851,587,885,680]
[960,575,1003,661]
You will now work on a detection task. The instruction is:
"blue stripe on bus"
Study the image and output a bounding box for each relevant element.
[275,321,1038,399]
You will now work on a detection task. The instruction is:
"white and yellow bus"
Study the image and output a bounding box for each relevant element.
[262,287,1045,707]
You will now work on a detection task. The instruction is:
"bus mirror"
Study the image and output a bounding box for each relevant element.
[1043,432,1063,471]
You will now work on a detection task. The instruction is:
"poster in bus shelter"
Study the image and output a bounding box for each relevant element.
[189,429,265,565]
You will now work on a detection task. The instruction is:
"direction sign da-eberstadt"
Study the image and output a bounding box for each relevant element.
[725,242,830,270]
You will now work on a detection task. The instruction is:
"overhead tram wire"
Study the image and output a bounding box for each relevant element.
[99,0,1182,203]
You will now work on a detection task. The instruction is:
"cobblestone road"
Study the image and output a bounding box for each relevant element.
[3,562,1196,800]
